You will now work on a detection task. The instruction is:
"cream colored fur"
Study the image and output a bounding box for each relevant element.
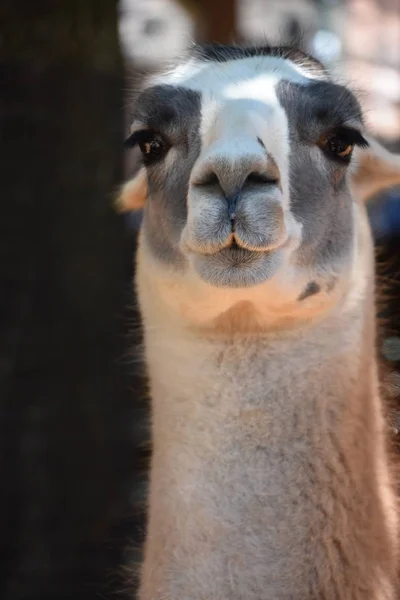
[115,167,148,212]
[135,200,398,599]
[121,115,400,598]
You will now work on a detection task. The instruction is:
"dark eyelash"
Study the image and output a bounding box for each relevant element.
[124,129,157,148]
[124,132,137,148]
[329,126,369,149]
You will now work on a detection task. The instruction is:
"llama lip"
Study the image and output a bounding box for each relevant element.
[217,244,261,264]
[217,243,280,266]
[192,246,283,288]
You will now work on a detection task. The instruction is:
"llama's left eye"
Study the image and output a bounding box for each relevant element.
[325,136,353,159]
[318,127,368,163]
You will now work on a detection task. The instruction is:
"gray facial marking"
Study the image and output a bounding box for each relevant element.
[297,281,321,302]
[134,85,202,266]
[276,80,363,273]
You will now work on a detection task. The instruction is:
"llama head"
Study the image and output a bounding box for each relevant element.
[120,44,400,326]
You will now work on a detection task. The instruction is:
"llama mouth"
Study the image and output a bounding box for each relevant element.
[191,244,283,288]
[216,243,261,265]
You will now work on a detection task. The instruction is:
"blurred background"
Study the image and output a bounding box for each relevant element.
[0,1,399,599]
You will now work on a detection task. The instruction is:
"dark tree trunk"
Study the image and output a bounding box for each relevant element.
[0,2,146,599]
[183,0,237,43]
[198,0,236,43]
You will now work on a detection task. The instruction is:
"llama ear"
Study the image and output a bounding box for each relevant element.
[115,167,148,212]
[351,137,400,203]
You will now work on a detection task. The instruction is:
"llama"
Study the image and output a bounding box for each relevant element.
[119,44,400,599]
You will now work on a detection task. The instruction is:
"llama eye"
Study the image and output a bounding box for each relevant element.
[124,129,168,164]
[139,134,165,160]
[319,133,353,162]
[318,127,368,164]
[326,137,353,158]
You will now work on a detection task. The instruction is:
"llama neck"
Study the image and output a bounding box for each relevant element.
[146,296,377,477]
[138,293,398,600]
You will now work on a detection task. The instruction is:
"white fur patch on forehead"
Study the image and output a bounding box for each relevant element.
[198,74,289,169]
[151,53,327,93]
[190,61,294,213]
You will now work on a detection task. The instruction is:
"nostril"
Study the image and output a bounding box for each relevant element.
[245,171,279,186]
[193,171,278,191]
[193,171,220,188]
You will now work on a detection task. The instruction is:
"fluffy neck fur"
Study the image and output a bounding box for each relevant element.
[136,208,398,600]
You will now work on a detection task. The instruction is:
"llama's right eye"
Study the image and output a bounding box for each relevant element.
[125,129,168,164]
[139,133,166,162]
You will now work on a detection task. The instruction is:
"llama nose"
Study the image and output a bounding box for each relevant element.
[227,194,238,222]
[192,152,280,221]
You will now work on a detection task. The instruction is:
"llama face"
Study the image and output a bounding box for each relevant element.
[126,45,369,308]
